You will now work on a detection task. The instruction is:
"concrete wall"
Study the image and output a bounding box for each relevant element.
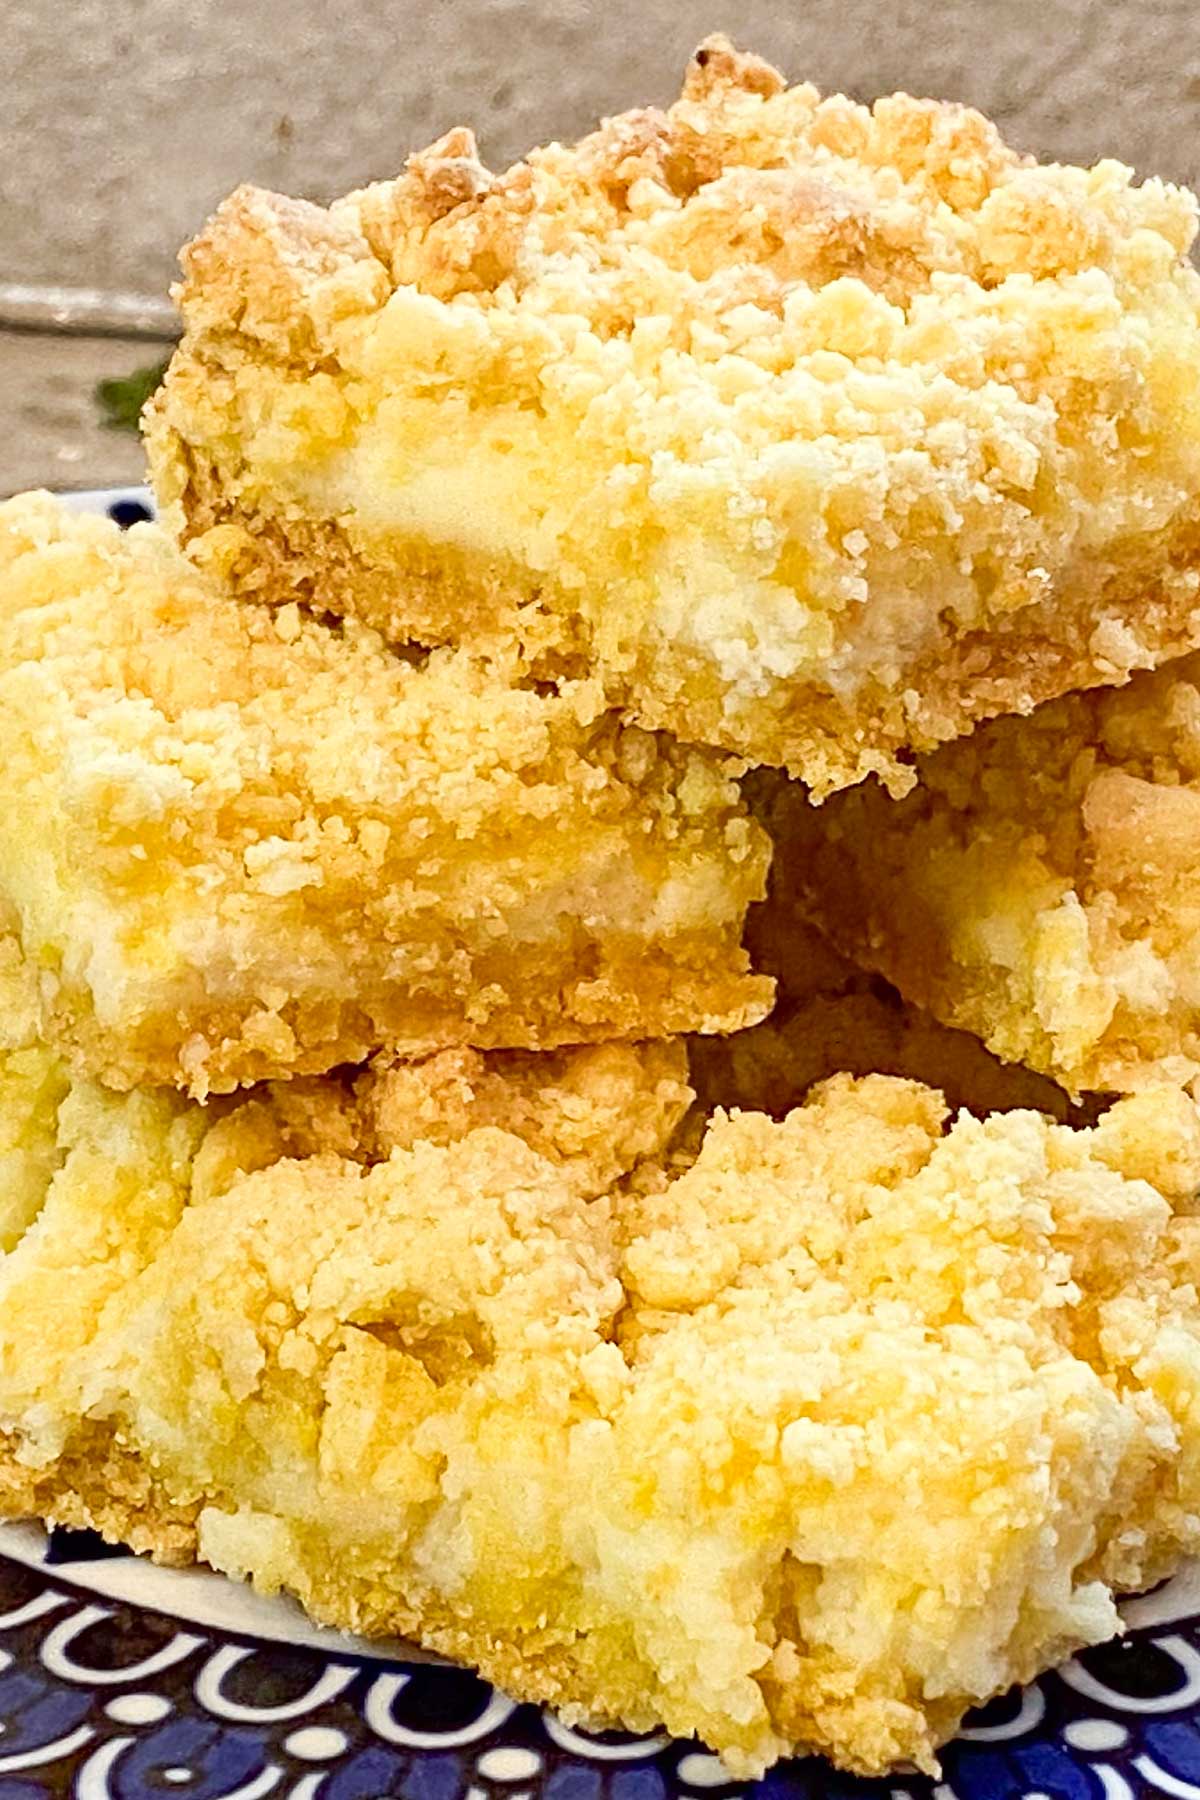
[8,0,1200,306]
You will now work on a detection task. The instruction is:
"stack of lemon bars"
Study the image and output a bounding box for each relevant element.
[9,37,1200,1781]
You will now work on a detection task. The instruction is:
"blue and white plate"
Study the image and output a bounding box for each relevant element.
[3,487,1200,1800]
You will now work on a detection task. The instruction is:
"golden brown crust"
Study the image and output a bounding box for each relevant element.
[163,460,1200,794]
[0,1427,200,1565]
[163,453,587,677]
[150,37,1200,789]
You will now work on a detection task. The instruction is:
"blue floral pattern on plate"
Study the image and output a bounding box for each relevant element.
[1,487,1197,1800]
[3,1529,1200,1800]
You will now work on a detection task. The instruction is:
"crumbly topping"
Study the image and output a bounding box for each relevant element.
[180,35,1196,342]
[4,1053,1199,1775]
[359,1039,693,1194]
[156,37,1200,785]
[778,650,1200,1091]
[0,493,770,1090]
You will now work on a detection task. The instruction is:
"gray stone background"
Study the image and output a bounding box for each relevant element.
[5,0,1200,492]
[10,0,1200,303]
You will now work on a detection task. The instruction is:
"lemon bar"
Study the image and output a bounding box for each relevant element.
[0,1030,689,1550]
[150,37,1200,794]
[2,1037,1199,1778]
[0,493,769,1093]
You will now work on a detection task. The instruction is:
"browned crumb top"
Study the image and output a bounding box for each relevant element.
[154,37,1200,793]
[179,34,1197,354]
